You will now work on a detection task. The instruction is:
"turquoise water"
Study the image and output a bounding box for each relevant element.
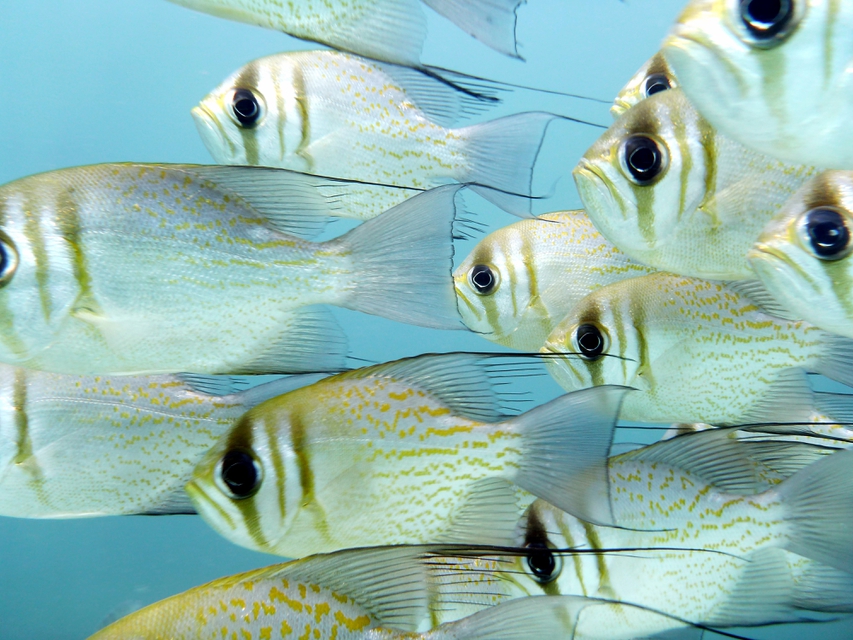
[2,1,853,638]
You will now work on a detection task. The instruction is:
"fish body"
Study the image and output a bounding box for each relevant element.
[0,365,315,518]
[166,0,523,66]
[663,0,853,169]
[749,170,853,339]
[0,164,461,374]
[490,443,853,639]
[193,50,554,219]
[541,272,853,424]
[574,88,819,280]
[454,210,654,351]
[611,52,678,119]
[186,353,626,556]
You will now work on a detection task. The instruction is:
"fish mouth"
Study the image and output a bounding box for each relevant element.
[574,160,630,222]
[184,479,237,532]
[191,104,228,158]
[748,243,819,290]
[610,99,632,119]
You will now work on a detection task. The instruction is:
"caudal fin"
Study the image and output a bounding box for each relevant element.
[458,112,557,216]
[335,185,463,330]
[510,386,628,526]
[778,449,853,573]
[422,0,523,58]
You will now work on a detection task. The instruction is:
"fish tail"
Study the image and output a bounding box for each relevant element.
[814,333,853,387]
[458,112,557,216]
[793,559,853,614]
[421,0,523,58]
[509,385,628,526]
[778,449,853,573]
[335,185,463,330]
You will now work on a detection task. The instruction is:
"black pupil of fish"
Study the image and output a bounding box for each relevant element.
[526,543,557,582]
[220,450,259,498]
[0,243,8,276]
[471,264,496,294]
[232,89,260,127]
[624,136,662,183]
[740,0,792,37]
[806,208,850,259]
[576,324,605,358]
[644,74,671,97]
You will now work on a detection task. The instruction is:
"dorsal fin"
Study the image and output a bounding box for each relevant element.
[331,353,544,422]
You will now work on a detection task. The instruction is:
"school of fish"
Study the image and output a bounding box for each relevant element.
[7,0,853,638]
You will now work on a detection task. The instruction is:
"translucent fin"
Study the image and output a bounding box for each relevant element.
[233,306,348,374]
[778,449,853,573]
[705,548,800,627]
[176,165,354,240]
[728,279,800,321]
[272,546,430,631]
[441,477,522,546]
[793,559,853,613]
[335,185,463,330]
[458,112,557,217]
[138,485,196,516]
[742,369,817,426]
[813,391,853,425]
[333,352,542,422]
[814,333,853,388]
[512,386,628,526]
[422,0,523,58]
[661,423,713,440]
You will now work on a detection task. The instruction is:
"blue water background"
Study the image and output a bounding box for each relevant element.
[2,1,852,637]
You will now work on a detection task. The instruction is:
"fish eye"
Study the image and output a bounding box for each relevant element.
[621,135,667,185]
[575,323,607,360]
[799,207,852,261]
[643,73,672,98]
[216,449,262,499]
[229,88,263,128]
[0,234,19,287]
[469,264,499,295]
[739,0,796,43]
[525,542,562,584]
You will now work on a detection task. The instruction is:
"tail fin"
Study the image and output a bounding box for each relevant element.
[457,112,557,216]
[778,449,853,573]
[335,185,463,330]
[422,0,523,58]
[509,386,628,526]
[814,333,853,388]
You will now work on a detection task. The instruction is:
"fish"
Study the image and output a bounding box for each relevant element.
[453,210,654,351]
[0,365,324,518]
[165,0,524,67]
[87,539,703,640]
[476,441,853,639]
[748,170,853,340]
[193,50,558,219]
[540,272,853,425]
[0,164,464,375]
[611,52,678,119]
[574,88,820,281]
[663,0,853,170]
[186,352,629,556]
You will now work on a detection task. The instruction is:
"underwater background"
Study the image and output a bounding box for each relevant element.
[2,1,853,638]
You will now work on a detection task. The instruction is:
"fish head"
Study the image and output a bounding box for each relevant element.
[574,89,713,261]
[454,226,535,345]
[611,52,678,119]
[749,170,853,336]
[663,0,818,152]
[541,284,643,393]
[193,56,295,167]
[186,406,295,554]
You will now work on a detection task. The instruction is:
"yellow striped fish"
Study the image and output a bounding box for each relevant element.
[166,0,523,66]
[481,441,853,639]
[0,366,320,518]
[186,353,628,556]
[0,164,463,375]
[611,52,677,119]
[454,210,654,351]
[663,0,853,169]
[749,170,853,340]
[574,88,819,280]
[541,273,853,425]
[193,50,556,219]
